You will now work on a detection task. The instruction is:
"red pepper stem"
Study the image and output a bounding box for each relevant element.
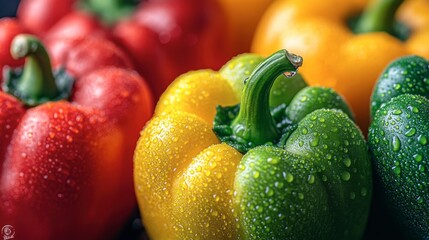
[355,0,404,35]
[231,50,303,146]
[10,34,59,102]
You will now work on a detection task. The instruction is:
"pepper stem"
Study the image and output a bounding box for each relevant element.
[354,0,404,35]
[3,34,74,106]
[79,0,140,24]
[231,50,303,146]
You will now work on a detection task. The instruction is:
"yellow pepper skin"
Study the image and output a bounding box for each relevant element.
[134,50,372,239]
[134,70,241,239]
[252,0,429,132]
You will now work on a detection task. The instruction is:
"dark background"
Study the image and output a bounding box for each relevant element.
[0,0,20,17]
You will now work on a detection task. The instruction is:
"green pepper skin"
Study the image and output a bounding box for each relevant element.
[213,50,372,239]
[369,54,429,239]
[286,87,354,124]
[369,94,429,239]
[370,55,429,119]
[235,109,372,240]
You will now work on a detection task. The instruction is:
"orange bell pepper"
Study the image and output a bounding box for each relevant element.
[218,0,274,54]
[252,0,429,131]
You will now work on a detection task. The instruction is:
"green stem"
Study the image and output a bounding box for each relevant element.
[231,50,303,146]
[3,34,74,106]
[79,0,139,24]
[354,0,404,35]
[11,34,59,101]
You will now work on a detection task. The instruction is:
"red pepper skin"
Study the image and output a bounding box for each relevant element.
[18,0,234,98]
[0,35,154,239]
[0,69,153,239]
[17,0,74,35]
[0,18,27,82]
[114,0,231,97]
[44,11,110,41]
[58,37,134,78]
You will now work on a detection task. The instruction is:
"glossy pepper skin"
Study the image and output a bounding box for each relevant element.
[0,35,153,239]
[17,0,234,98]
[368,55,429,239]
[217,0,273,54]
[134,50,372,239]
[252,0,429,131]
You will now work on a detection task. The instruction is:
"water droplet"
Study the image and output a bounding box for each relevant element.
[284,172,294,183]
[310,136,320,147]
[284,71,297,78]
[392,109,402,115]
[267,157,279,165]
[418,135,427,145]
[350,192,356,200]
[392,166,401,175]
[274,181,284,189]
[265,187,274,197]
[392,136,401,152]
[57,193,63,198]
[300,95,308,102]
[414,154,423,162]
[418,165,425,172]
[49,132,55,138]
[405,128,416,137]
[253,171,260,179]
[301,127,308,135]
[322,175,327,182]
[298,193,304,200]
[417,196,424,204]
[66,135,73,142]
[307,174,315,184]
[343,158,352,167]
[344,140,350,146]
[393,84,401,90]
[341,171,351,181]
[211,211,219,217]
[360,187,367,197]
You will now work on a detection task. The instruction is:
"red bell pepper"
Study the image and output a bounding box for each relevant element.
[18,0,234,98]
[0,34,153,239]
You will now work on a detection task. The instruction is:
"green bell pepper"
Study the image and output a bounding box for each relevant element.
[368,55,429,239]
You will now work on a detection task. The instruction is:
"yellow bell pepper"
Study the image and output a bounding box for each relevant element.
[252,0,429,131]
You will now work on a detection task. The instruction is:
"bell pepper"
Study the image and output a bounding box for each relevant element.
[368,55,429,239]
[217,0,274,54]
[252,0,429,131]
[134,50,372,239]
[0,34,153,239]
[17,0,235,98]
